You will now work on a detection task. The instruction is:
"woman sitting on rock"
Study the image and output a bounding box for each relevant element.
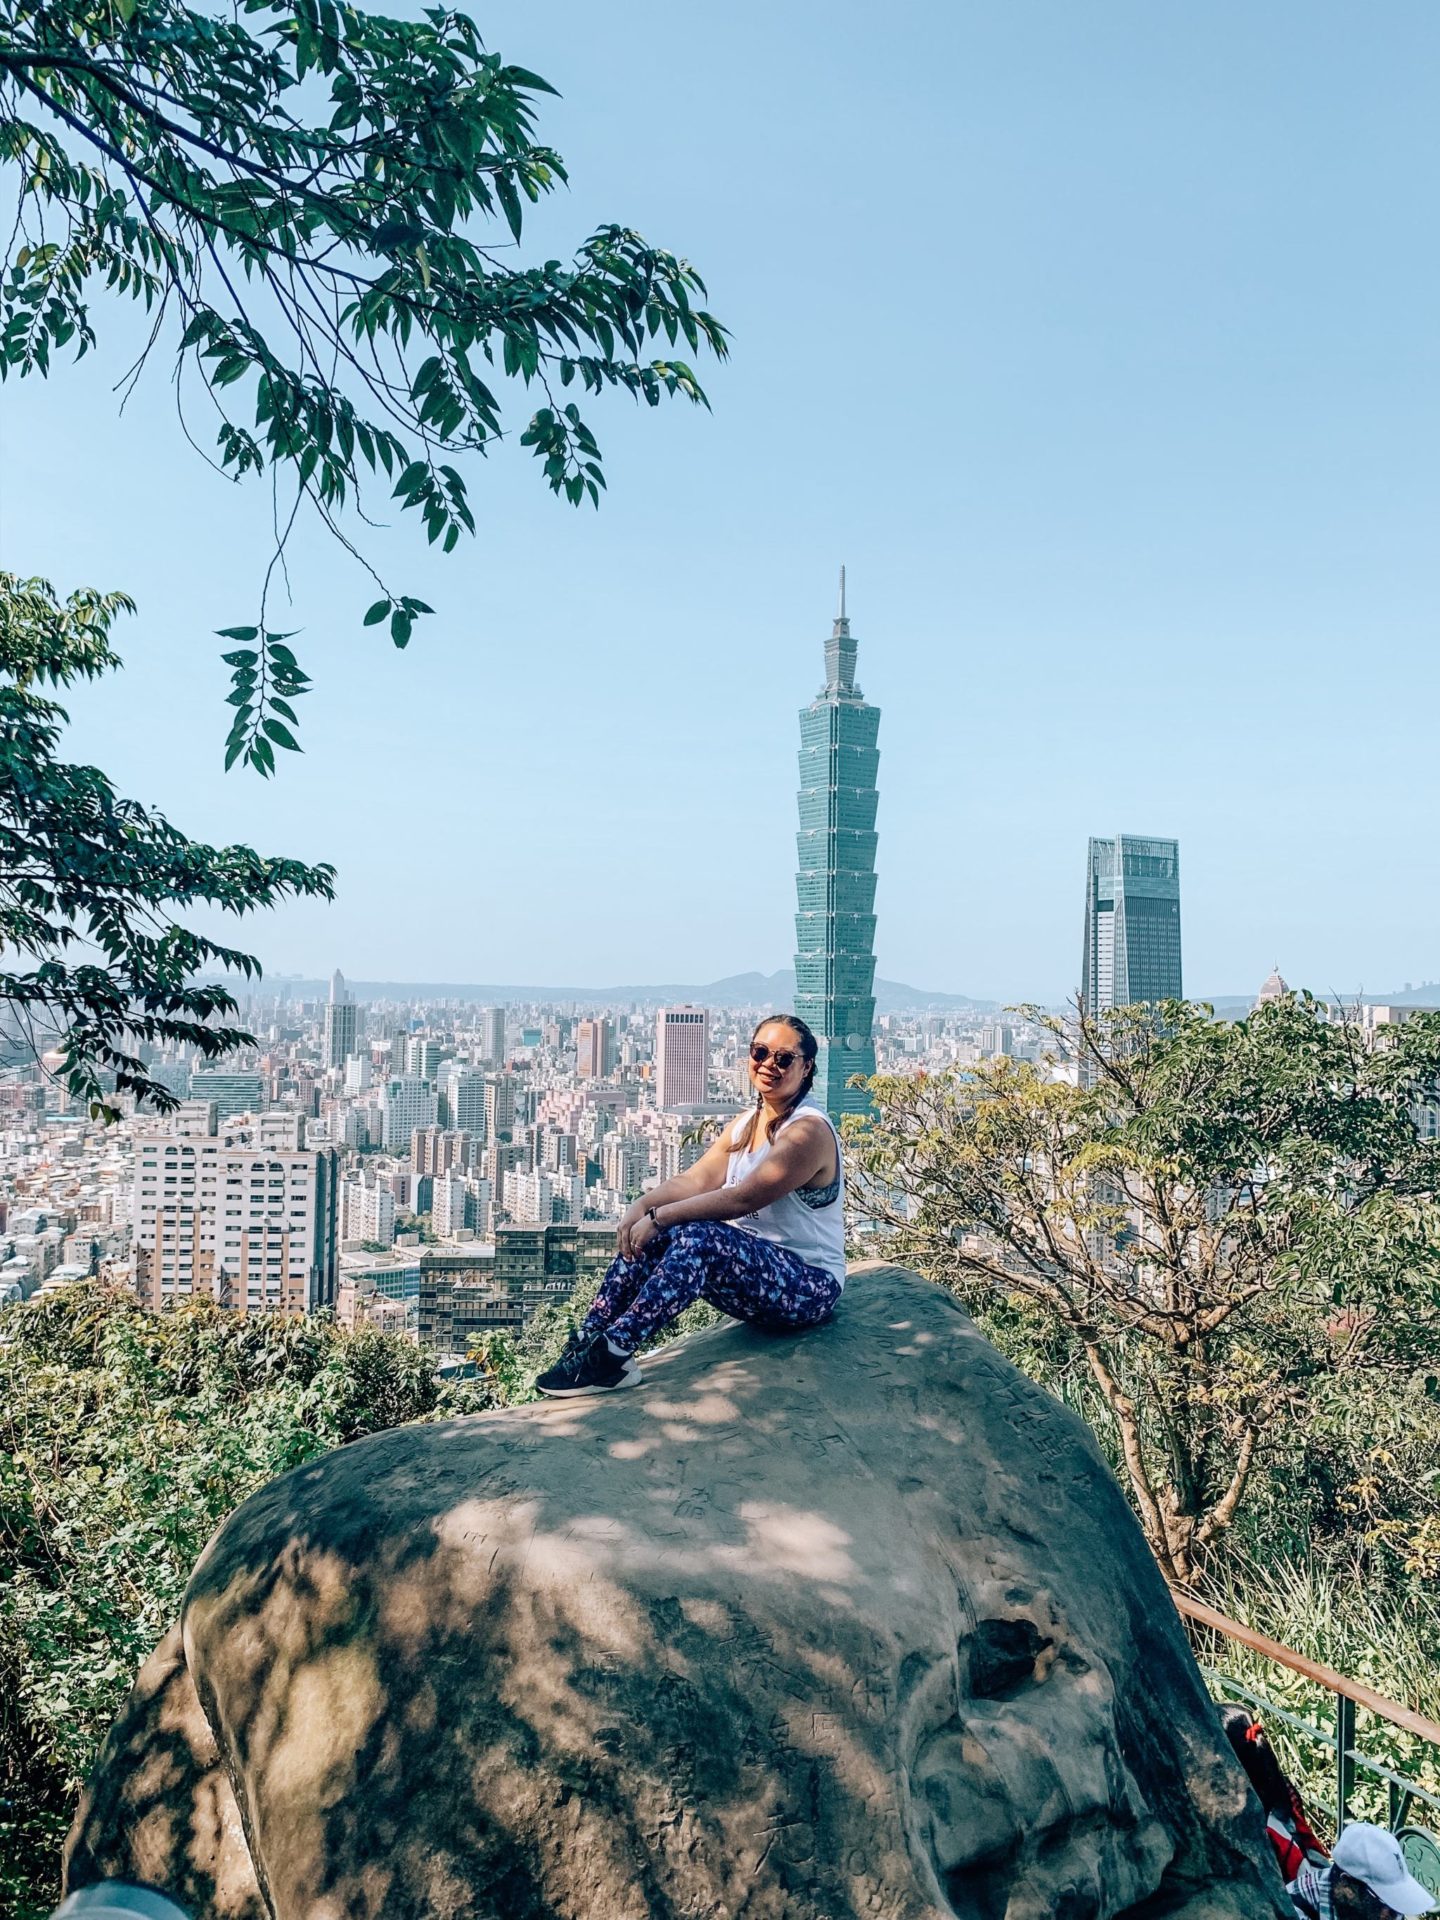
[537,1014,846,1396]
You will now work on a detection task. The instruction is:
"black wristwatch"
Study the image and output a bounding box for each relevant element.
[647,1205,665,1232]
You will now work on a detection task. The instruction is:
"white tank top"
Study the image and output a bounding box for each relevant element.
[724,1096,847,1288]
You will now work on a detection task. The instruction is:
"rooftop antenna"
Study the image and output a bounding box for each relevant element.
[824,563,859,695]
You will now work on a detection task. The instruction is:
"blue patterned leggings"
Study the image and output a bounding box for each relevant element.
[582,1221,842,1355]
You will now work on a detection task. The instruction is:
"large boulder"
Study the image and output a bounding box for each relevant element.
[67,1264,1287,1920]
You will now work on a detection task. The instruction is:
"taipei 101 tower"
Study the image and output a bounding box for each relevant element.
[792,569,881,1120]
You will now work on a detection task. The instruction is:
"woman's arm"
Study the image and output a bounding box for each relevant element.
[617,1123,737,1253]
[648,1116,833,1233]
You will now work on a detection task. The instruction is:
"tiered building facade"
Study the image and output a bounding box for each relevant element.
[793,571,881,1120]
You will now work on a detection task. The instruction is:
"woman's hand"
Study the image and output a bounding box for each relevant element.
[628,1212,660,1257]
[618,1199,648,1258]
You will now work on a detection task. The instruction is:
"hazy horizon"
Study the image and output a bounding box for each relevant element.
[4,0,1436,1003]
[237,961,1440,1012]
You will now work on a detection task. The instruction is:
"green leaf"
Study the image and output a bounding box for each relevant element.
[262,717,301,752]
[390,610,412,648]
[363,599,391,627]
[495,174,524,243]
[505,65,560,96]
[216,626,259,643]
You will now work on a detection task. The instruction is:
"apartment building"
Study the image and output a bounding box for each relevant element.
[132,1131,338,1314]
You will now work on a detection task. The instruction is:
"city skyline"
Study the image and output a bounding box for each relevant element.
[4,1,1436,1001]
[208,961,1440,1016]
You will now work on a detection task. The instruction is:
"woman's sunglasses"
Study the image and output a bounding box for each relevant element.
[750,1043,798,1070]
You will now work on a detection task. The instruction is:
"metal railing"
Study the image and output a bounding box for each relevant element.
[1172,1590,1440,1893]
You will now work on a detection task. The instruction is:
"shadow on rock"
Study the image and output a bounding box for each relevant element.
[66,1264,1291,1920]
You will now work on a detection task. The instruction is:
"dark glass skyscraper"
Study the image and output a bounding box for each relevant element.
[793,571,880,1120]
[1081,835,1182,1014]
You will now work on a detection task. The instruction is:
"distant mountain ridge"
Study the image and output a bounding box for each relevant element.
[247,970,1440,1016]
[250,969,998,1013]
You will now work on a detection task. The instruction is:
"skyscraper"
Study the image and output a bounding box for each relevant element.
[655,1006,708,1110]
[323,969,357,1070]
[480,1006,506,1066]
[576,1016,615,1080]
[1080,835,1183,1015]
[793,569,881,1120]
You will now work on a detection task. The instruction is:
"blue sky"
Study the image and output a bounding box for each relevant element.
[3,0,1437,1001]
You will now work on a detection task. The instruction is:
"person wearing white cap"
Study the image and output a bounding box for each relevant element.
[1290,1823,1435,1920]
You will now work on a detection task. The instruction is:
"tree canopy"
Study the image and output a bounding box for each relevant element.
[0,571,332,1116]
[1,0,728,769]
[0,1284,495,1918]
[848,996,1440,1585]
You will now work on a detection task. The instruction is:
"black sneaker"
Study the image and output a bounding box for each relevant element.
[536,1330,642,1397]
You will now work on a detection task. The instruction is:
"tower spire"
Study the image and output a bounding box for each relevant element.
[823,565,858,695]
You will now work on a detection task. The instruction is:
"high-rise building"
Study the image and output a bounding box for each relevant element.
[486,1139,523,1212]
[655,1007,708,1110]
[323,969,357,1070]
[356,1181,396,1248]
[150,1061,192,1102]
[411,1127,471,1177]
[254,1112,307,1150]
[601,1133,648,1198]
[656,1117,704,1184]
[405,1035,443,1082]
[431,1170,470,1239]
[189,1070,266,1124]
[132,1131,338,1312]
[480,1006,506,1066]
[1080,835,1183,1016]
[448,1067,488,1137]
[174,1099,217,1137]
[540,1129,579,1174]
[484,1072,516,1145]
[381,1075,438,1151]
[505,1168,585,1226]
[576,1016,616,1080]
[793,569,881,1120]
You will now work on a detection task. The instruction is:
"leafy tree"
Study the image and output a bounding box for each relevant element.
[0,571,332,1116]
[0,0,728,771]
[0,1284,495,1919]
[848,995,1440,1585]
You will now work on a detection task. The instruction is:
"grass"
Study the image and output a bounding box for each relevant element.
[1188,1546,1440,1838]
